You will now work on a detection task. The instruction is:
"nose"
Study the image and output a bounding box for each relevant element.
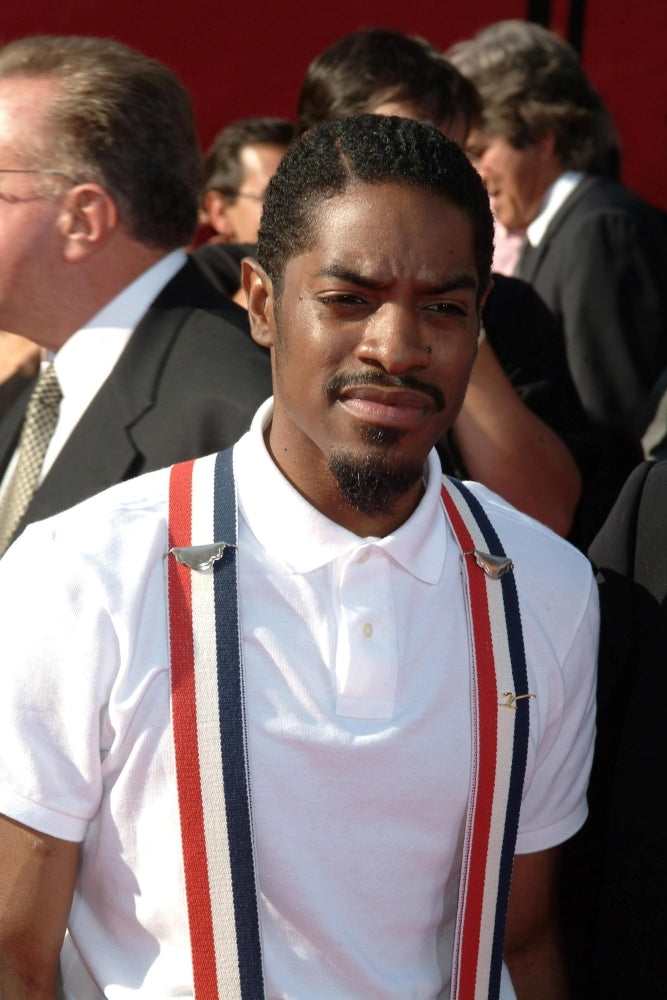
[356,304,430,374]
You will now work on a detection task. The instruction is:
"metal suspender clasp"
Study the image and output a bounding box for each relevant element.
[470,549,514,580]
[170,541,236,572]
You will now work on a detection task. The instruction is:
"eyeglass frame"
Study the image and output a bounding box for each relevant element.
[210,186,266,204]
[0,168,82,184]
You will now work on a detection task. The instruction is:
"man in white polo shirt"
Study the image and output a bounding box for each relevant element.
[0,116,597,999]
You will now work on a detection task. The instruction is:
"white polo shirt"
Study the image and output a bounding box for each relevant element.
[0,399,598,998]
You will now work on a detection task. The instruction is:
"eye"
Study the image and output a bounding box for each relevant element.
[425,301,468,317]
[318,292,369,307]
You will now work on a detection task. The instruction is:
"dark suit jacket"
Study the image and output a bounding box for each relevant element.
[0,257,272,541]
[560,460,667,998]
[517,175,667,439]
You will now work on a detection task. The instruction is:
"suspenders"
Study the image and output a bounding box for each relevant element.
[168,450,263,1000]
[168,449,531,1000]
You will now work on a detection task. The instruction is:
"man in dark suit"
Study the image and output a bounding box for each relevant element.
[449,20,667,445]
[0,35,271,555]
[560,459,667,998]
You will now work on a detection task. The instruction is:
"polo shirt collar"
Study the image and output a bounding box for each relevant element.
[235,399,448,583]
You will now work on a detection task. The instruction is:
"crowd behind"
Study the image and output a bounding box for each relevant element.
[0,21,665,1000]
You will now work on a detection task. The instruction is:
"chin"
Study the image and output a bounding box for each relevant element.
[328,448,425,517]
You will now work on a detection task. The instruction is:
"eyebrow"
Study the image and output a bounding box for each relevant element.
[314,263,478,294]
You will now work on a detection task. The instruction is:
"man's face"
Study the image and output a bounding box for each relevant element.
[210,141,287,243]
[465,128,557,230]
[245,181,485,533]
[0,76,69,337]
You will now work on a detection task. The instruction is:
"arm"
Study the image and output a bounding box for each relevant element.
[0,815,79,998]
[504,847,569,1000]
[453,338,582,535]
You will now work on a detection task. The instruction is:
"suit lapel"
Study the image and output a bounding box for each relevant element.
[517,175,603,282]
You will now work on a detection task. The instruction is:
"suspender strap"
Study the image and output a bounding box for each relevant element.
[440,477,531,1000]
[168,449,264,1000]
[167,457,529,1000]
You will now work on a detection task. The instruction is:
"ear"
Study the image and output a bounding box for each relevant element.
[536,129,557,161]
[58,184,118,262]
[242,257,276,349]
[202,190,236,241]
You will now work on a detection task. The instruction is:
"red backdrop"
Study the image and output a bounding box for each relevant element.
[0,0,665,208]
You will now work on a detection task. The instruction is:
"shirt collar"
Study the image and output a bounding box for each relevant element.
[526,171,584,247]
[234,398,448,583]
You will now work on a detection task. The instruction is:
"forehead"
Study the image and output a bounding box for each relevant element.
[290,180,478,286]
[239,142,287,183]
[0,76,57,154]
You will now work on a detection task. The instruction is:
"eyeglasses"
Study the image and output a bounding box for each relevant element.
[234,190,265,203]
[0,168,82,184]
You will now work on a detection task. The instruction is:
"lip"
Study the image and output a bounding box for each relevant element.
[337,385,435,428]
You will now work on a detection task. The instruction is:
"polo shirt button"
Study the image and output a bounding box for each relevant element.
[362,622,374,638]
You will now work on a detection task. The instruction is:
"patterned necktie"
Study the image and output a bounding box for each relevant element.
[0,364,62,556]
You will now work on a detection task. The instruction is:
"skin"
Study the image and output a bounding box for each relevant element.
[0,74,169,350]
[202,141,288,243]
[505,848,571,999]
[0,817,79,997]
[454,337,582,537]
[243,180,486,537]
[465,128,564,231]
[0,331,42,381]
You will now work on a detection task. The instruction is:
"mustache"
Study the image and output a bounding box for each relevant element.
[325,371,445,411]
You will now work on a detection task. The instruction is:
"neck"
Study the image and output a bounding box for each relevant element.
[22,242,170,351]
[263,425,426,537]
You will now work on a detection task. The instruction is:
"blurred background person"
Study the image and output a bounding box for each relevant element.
[561,458,667,998]
[198,116,294,245]
[448,20,667,451]
[194,116,294,305]
[0,36,271,557]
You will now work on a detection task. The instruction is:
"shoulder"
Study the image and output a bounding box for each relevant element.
[453,478,596,609]
[558,177,667,246]
[589,460,667,590]
[190,242,254,298]
[135,261,272,409]
[1,464,174,590]
[145,256,263,351]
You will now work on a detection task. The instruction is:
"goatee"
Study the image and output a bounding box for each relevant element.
[329,449,424,517]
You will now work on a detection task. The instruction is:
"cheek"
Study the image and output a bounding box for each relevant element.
[441,334,478,387]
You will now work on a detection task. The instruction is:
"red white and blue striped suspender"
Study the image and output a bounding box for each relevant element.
[167,449,531,1000]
